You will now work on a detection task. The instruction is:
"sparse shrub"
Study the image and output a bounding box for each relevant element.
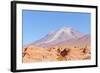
[83,46,87,54]
[48,48,51,51]
[56,55,64,61]
[24,48,27,51]
[53,48,55,49]
[57,48,61,53]
[74,46,77,48]
[22,52,26,57]
[83,48,86,54]
[60,48,70,57]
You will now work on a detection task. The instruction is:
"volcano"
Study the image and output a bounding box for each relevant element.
[28,27,90,48]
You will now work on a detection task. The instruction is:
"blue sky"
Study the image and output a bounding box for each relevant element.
[22,10,91,45]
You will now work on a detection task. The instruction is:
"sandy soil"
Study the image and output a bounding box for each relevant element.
[22,45,91,63]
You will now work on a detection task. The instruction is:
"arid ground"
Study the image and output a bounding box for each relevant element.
[22,45,91,63]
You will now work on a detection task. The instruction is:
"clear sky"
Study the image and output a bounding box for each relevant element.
[22,10,91,45]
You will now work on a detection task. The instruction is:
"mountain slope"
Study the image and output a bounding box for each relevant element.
[31,27,84,47]
[54,34,91,48]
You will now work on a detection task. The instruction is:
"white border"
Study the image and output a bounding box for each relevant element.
[16,4,96,70]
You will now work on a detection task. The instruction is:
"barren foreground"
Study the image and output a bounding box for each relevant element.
[23,45,91,63]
